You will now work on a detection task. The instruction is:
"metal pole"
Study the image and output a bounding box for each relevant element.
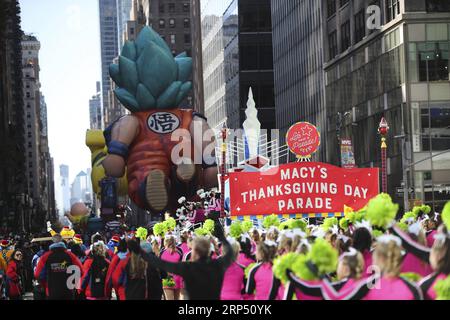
[400,103,409,210]
[220,124,227,218]
[381,137,387,193]
[426,56,436,212]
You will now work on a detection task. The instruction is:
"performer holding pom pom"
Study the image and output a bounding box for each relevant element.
[220,238,245,300]
[245,241,281,300]
[160,235,183,300]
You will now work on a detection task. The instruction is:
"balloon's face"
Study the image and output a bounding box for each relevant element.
[71,203,89,217]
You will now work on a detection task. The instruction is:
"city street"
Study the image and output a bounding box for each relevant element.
[0,0,450,303]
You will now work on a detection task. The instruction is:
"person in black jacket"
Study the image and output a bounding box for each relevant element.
[141,221,233,300]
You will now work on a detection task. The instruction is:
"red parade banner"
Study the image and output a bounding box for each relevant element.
[229,162,379,217]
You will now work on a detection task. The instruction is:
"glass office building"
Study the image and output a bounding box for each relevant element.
[201,0,275,131]
[99,0,119,128]
[271,0,327,161]
[323,0,450,210]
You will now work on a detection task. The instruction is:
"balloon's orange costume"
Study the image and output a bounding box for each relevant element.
[102,27,218,214]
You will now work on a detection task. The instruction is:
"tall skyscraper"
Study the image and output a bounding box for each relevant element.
[116,0,133,50]
[99,0,119,128]
[321,0,450,209]
[89,81,102,130]
[70,170,93,206]
[271,0,326,161]
[200,0,275,131]
[0,0,29,232]
[22,34,56,229]
[59,164,71,215]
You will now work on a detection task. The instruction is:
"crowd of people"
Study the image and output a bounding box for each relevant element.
[0,191,449,300]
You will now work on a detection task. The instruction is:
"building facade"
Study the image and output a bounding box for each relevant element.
[70,170,93,207]
[200,0,276,131]
[22,34,56,230]
[117,0,133,50]
[89,82,102,130]
[59,164,71,215]
[99,0,119,128]
[0,0,29,233]
[322,0,450,210]
[271,0,327,161]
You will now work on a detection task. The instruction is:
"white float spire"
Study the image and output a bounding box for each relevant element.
[242,87,261,159]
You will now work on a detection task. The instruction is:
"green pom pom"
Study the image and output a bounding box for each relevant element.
[263,214,280,229]
[435,275,450,300]
[396,222,408,232]
[203,219,215,233]
[372,230,384,238]
[291,254,316,281]
[366,193,398,228]
[241,221,253,233]
[339,218,350,230]
[442,201,450,231]
[355,210,366,222]
[400,272,422,283]
[273,253,301,284]
[136,227,148,240]
[153,223,167,236]
[344,211,356,224]
[162,277,176,288]
[321,217,338,231]
[400,211,417,224]
[245,263,258,279]
[194,228,210,237]
[229,222,243,238]
[279,221,290,230]
[164,217,176,231]
[289,219,307,231]
[412,205,432,217]
[308,238,338,275]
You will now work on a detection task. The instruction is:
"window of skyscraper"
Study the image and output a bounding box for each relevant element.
[170,34,176,44]
[184,34,191,44]
[417,42,449,82]
[169,3,176,13]
[183,3,190,12]
[327,0,336,17]
[386,0,400,23]
[341,20,351,52]
[426,0,450,12]
[169,18,176,28]
[160,19,165,28]
[354,10,365,43]
[184,18,190,29]
[329,31,338,60]
[159,4,165,13]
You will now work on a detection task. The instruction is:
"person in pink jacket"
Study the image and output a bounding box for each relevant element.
[160,235,183,300]
[220,239,245,300]
[245,241,281,300]
[326,235,423,300]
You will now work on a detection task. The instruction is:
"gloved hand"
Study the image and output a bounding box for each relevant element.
[46,221,52,232]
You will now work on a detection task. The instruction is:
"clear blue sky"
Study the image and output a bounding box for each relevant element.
[20,0,101,204]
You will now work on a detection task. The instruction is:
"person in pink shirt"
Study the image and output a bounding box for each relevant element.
[237,236,256,268]
[399,223,433,277]
[420,224,450,300]
[220,239,245,300]
[330,235,423,300]
[160,235,183,300]
[423,213,442,248]
[245,241,281,300]
[352,227,374,277]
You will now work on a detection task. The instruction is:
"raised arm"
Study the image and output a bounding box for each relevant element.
[390,225,431,263]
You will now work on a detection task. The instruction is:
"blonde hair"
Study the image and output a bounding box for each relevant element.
[340,252,364,279]
[374,241,403,277]
[164,236,176,252]
[92,243,106,258]
[224,241,241,261]
[278,236,293,254]
[192,237,211,259]
[257,242,277,263]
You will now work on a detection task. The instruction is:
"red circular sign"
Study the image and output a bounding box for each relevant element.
[286,122,321,157]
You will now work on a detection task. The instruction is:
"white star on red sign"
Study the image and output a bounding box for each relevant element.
[302,126,313,137]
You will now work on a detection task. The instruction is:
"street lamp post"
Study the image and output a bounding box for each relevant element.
[378,117,389,193]
[425,55,436,212]
[220,124,228,219]
[336,112,351,167]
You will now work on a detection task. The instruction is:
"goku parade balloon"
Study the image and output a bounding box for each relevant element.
[101,26,218,214]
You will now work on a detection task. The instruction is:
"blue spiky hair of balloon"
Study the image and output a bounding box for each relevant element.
[109,26,192,112]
